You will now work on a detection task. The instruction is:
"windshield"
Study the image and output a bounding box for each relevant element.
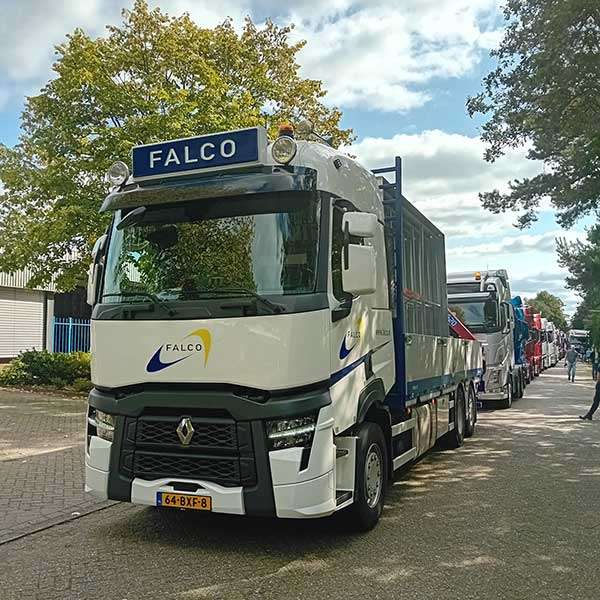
[101,191,323,317]
[448,298,501,333]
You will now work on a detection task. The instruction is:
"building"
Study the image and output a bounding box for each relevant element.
[0,269,55,362]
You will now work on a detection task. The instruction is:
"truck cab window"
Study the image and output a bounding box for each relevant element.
[331,200,360,302]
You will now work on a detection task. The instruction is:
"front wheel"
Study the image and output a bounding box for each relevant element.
[499,379,513,409]
[345,422,387,531]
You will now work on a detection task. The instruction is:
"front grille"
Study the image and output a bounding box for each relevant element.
[120,414,256,487]
[136,417,237,450]
[134,452,240,483]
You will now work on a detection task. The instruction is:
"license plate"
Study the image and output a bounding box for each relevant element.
[156,492,212,511]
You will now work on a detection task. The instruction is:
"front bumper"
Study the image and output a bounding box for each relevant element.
[85,385,336,518]
[478,391,507,401]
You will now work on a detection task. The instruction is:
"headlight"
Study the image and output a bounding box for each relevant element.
[266,415,316,450]
[89,409,115,442]
[107,161,129,187]
[488,368,502,386]
[271,135,297,164]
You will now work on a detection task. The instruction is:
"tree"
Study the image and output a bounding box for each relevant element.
[557,226,600,303]
[0,0,352,290]
[525,290,568,331]
[467,0,600,228]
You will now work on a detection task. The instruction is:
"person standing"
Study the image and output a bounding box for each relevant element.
[565,346,578,382]
[579,371,600,420]
[592,349,599,380]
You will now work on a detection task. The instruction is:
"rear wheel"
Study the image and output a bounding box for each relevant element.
[445,386,465,448]
[345,422,387,531]
[465,383,477,438]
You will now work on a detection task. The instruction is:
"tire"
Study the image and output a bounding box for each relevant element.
[464,383,477,438]
[446,386,466,448]
[345,422,387,531]
[498,379,513,409]
[515,372,524,399]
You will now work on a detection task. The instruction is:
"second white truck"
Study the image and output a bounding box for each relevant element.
[447,270,525,408]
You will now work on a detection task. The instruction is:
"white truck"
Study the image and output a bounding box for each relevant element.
[85,124,482,530]
[546,321,558,367]
[541,317,550,370]
[447,270,525,409]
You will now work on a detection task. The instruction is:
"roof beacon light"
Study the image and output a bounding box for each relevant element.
[107,161,129,187]
[272,133,297,165]
[277,122,295,138]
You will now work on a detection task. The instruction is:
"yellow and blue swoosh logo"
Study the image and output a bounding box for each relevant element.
[339,317,366,360]
[146,329,212,373]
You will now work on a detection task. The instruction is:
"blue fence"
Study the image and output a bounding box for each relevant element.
[53,317,91,353]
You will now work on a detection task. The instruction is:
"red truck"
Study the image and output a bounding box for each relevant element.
[527,310,543,377]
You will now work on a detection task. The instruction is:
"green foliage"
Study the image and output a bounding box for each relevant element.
[525,290,568,331]
[557,226,600,302]
[467,0,600,228]
[0,0,352,291]
[0,350,91,387]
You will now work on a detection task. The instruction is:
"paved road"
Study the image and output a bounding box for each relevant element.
[1,366,599,600]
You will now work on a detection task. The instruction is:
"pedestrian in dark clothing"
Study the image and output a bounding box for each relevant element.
[579,372,600,421]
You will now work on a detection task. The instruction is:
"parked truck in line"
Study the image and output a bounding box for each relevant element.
[510,296,530,387]
[568,329,590,356]
[84,124,483,530]
[532,312,544,375]
[524,307,540,378]
[547,321,558,367]
[541,317,550,370]
[447,270,525,409]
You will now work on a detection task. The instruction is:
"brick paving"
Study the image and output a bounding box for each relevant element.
[0,388,111,543]
[1,367,599,599]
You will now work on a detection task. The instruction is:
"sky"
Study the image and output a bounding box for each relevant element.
[0,0,591,313]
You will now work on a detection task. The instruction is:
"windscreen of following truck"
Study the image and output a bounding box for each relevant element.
[448,298,501,333]
[100,191,323,318]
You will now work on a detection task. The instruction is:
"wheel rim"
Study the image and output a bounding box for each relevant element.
[467,388,475,427]
[364,443,383,508]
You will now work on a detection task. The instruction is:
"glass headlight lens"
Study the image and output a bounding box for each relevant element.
[90,409,115,442]
[266,415,316,450]
[271,136,297,164]
[107,161,129,187]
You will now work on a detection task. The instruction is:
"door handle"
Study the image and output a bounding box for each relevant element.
[405,335,413,345]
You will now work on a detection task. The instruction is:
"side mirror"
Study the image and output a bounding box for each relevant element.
[342,212,377,238]
[501,302,511,334]
[87,234,107,306]
[342,244,376,296]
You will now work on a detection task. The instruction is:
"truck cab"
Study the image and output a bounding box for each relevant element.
[84,125,482,530]
[447,270,518,408]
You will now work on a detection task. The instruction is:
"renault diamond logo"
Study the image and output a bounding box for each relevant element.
[176,417,195,446]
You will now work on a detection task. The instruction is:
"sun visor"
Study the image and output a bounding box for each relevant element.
[100,167,317,213]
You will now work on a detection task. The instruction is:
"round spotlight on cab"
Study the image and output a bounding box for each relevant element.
[271,135,297,165]
[107,161,130,187]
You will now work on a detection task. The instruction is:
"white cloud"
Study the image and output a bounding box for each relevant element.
[345,129,541,237]
[291,0,502,111]
[447,230,585,258]
[0,1,106,82]
[0,0,502,113]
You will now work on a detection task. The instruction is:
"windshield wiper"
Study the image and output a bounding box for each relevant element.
[182,287,285,314]
[101,291,177,317]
